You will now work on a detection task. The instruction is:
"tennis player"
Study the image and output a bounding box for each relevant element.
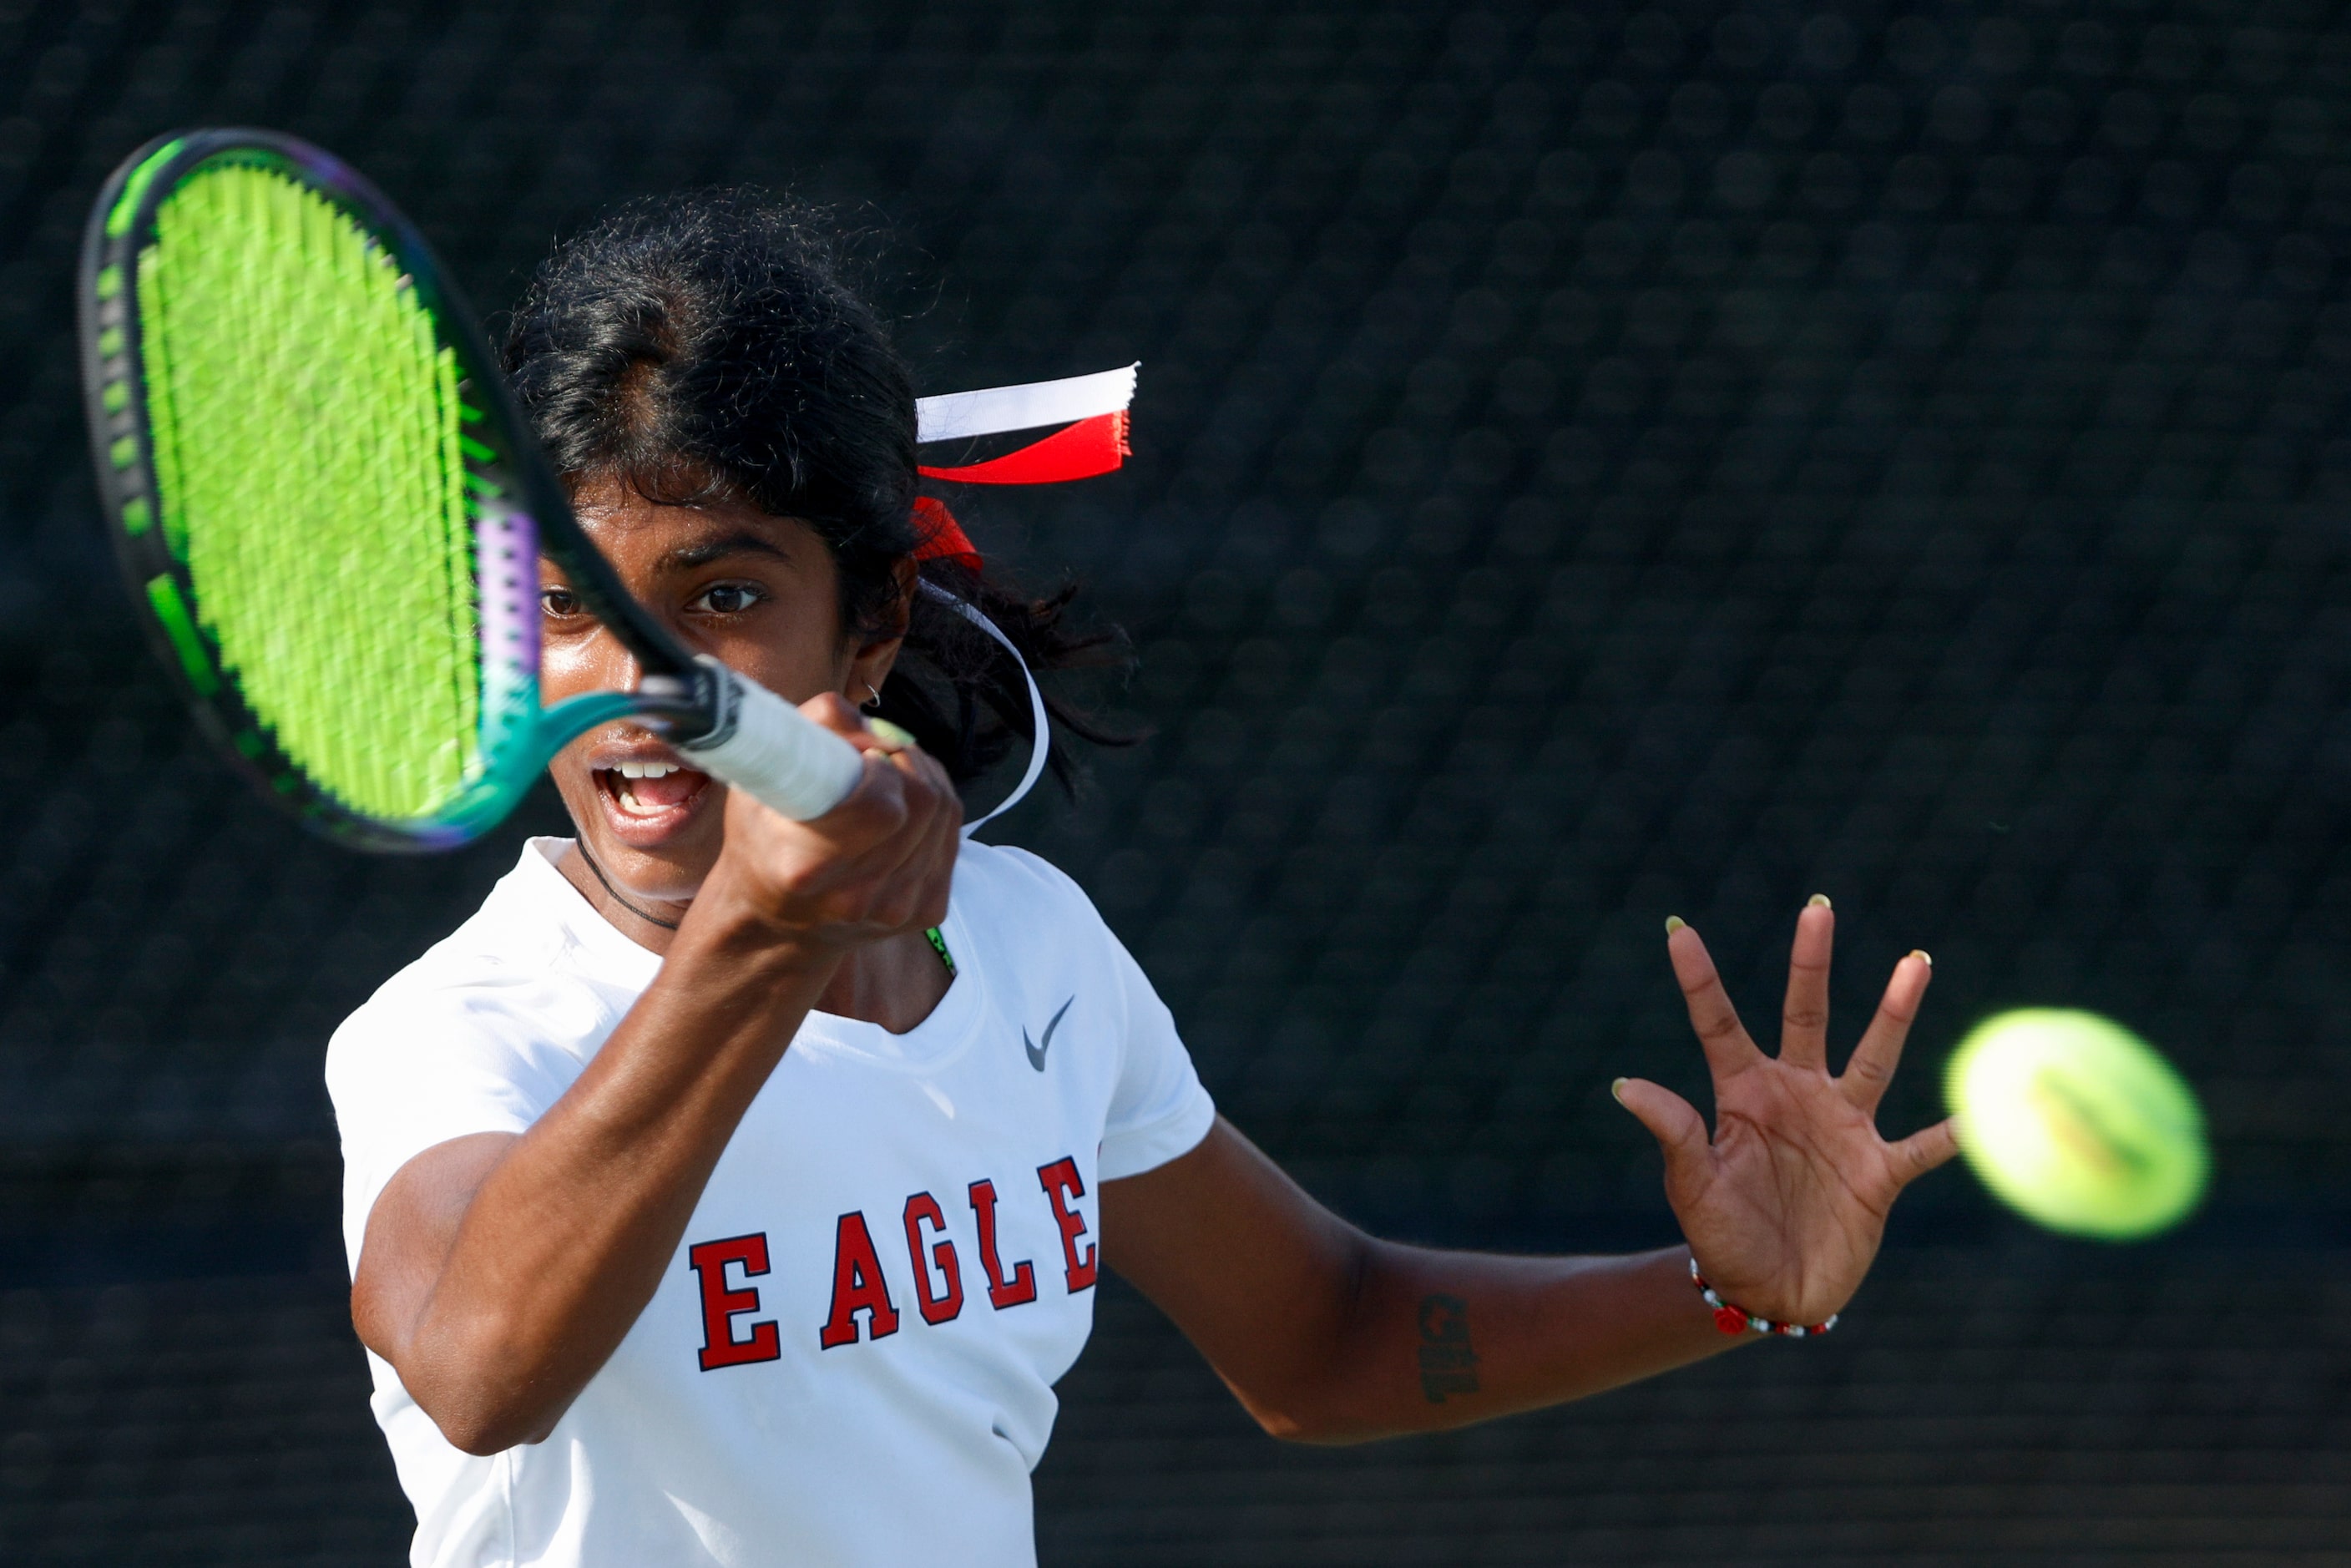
[327,195,1959,1567]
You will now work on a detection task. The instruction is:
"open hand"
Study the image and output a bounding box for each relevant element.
[1615,898,1959,1326]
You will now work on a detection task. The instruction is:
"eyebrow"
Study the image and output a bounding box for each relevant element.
[652,532,796,574]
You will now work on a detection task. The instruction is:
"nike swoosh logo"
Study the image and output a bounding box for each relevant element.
[1024,997,1074,1073]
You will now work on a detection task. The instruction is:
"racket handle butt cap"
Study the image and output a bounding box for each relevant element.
[675,662,865,821]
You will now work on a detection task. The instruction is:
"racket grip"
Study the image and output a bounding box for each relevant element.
[674,660,867,821]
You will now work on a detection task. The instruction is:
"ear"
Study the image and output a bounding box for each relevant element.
[842,555,918,703]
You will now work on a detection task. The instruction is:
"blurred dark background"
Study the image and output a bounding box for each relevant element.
[4,0,2350,1562]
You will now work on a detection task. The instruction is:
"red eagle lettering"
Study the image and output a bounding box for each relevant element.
[967,1178,1039,1309]
[1036,1157,1099,1292]
[817,1211,902,1349]
[687,1233,781,1371]
[902,1191,966,1326]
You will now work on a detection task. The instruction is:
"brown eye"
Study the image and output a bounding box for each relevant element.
[541,588,583,618]
[693,582,764,615]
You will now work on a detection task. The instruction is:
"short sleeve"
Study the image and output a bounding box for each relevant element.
[1098,930,1217,1181]
[325,975,599,1273]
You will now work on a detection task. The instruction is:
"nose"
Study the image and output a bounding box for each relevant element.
[604,634,645,692]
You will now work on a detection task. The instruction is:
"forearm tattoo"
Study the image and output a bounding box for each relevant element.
[1416,1293,1480,1403]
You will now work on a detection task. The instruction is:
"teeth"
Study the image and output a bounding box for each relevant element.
[614,780,666,817]
[606,759,694,818]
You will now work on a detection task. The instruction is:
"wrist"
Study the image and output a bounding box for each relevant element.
[1687,1257,1841,1339]
[670,871,850,985]
[680,860,856,964]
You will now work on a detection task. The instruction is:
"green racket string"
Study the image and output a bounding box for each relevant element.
[136,159,481,821]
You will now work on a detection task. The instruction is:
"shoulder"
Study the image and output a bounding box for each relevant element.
[948,840,1157,1031]
[951,839,1108,932]
[323,870,603,1099]
[949,840,1141,983]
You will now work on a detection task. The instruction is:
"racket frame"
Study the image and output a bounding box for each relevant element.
[81,129,728,850]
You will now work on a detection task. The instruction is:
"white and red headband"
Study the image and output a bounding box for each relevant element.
[907,363,1137,830]
[908,362,1137,571]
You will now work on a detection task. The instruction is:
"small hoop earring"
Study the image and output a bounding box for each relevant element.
[862,682,882,712]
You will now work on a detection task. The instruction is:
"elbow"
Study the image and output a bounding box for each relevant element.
[1240,1390,1398,1446]
[435,1418,509,1459]
[416,1382,557,1457]
[1252,1409,1361,1447]
[432,1403,553,1459]
[398,1322,568,1456]
[1238,1393,1319,1444]
[1238,1230,1398,1447]
[1245,1392,1396,1446]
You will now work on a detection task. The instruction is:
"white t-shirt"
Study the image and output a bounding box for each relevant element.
[326,837,1216,1568]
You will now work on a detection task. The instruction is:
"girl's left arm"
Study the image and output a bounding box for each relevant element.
[1098,900,1958,1443]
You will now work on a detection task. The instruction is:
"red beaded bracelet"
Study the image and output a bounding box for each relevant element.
[1690,1257,1840,1338]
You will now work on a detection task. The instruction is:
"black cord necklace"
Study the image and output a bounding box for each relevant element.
[574,842,683,931]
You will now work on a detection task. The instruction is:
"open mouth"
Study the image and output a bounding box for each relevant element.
[593,758,714,828]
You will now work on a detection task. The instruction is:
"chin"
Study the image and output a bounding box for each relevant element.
[558,766,725,907]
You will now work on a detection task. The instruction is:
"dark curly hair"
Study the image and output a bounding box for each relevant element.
[501,190,1125,793]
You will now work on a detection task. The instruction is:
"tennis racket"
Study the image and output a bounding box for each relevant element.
[78,128,866,852]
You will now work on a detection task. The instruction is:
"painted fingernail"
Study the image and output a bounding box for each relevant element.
[1807,893,1832,909]
[1610,1077,1628,1103]
[1664,916,1686,935]
[1911,948,1933,967]
[867,717,917,751]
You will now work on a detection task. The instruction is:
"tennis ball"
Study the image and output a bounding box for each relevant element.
[1943,1009,2208,1241]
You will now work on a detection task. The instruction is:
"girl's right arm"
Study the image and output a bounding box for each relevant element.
[351,717,959,1455]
